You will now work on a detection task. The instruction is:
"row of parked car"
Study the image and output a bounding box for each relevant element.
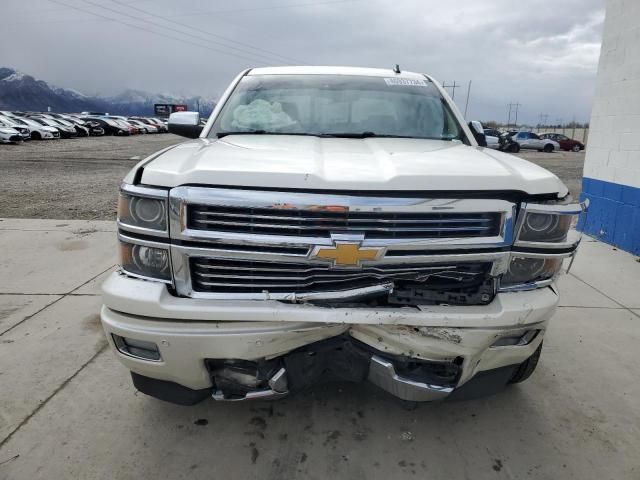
[480,125,586,153]
[0,111,170,144]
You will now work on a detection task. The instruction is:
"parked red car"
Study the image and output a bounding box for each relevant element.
[539,133,584,152]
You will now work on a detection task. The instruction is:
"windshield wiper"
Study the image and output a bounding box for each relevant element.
[317,132,421,139]
[216,130,315,138]
[216,131,449,140]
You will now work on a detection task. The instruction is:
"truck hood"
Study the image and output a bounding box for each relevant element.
[140,135,567,196]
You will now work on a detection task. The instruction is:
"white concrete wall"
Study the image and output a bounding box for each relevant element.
[579,0,640,254]
[583,0,640,188]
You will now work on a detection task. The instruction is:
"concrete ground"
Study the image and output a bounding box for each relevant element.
[1,218,639,480]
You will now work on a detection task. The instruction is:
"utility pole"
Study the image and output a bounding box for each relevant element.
[507,102,522,128]
[506,102,522,128]
[442,81,460,100]
[463,80,472,119]
[539,113,548,127]
[513,102,521,127]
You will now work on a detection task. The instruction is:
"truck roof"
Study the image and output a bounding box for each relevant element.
[248,66,428,79]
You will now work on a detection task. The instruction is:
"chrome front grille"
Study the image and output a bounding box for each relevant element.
[168,187,516,300]
[188,205,501,239]
[190,257,492,294]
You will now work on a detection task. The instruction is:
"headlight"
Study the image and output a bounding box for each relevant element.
[516,201,588,246]
[119,241,171,282]
[500,256,563,290]
[519,212,573,242]
[117,186,168,232]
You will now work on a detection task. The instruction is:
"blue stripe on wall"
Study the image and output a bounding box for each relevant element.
[578,177,640,255]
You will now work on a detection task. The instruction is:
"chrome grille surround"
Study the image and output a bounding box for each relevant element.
[168,187,517,300]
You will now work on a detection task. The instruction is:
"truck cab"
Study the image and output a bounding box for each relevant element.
[101,66,587,405]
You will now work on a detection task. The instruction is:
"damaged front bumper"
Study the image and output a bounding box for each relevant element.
[101,273,556,404]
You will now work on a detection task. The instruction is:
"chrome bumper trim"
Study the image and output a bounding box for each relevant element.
[367,355,453,402]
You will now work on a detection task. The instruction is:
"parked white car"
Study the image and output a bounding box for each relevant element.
[101,66,587,406]
[0,125,23,143]
[4,116,60,140]
[511,131,560,152]
[0,116,31,141]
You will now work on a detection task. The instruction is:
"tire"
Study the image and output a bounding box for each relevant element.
[509,342,542,384]
[571,144,581,152]
[543,144,554,153]
[509,143,520,153]
[31,131,41,140]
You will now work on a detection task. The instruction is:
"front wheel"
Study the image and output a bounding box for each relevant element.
[509,143,520,153]
[571,144,581,152]
[509,342,542,384]
[31,131,41,140]
[543,144,554,153]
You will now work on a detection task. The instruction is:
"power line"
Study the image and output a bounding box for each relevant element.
[109,0,306,65]
[171,0,361,18]
[78,0,296,66]
[45,0,272,66]
[3,0,358,26]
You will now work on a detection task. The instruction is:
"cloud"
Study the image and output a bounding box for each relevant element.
[0,0,606,123]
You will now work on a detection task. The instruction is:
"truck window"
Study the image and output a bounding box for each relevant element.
[212,74,463,141]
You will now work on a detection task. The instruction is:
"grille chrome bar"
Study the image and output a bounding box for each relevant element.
[191,262,464,274]
[187,206,500,239]
[188,219,494,233]
[190,257,492,293]
[192,210,495,224]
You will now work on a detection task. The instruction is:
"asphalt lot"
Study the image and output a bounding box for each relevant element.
[0,219,638,479]
[0,135,585,220]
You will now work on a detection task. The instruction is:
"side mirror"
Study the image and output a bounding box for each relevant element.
[468,121,487,147]
[168,111,203,138]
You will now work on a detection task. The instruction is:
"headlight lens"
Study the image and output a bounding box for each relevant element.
[118,192,167,231]
[500,256,563,288]
[518,212,573,243]
[119,241,171,281]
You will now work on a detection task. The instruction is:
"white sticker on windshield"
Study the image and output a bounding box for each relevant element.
[384,77,428,87]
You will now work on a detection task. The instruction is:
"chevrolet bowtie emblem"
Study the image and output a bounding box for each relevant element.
[310,242,385,267]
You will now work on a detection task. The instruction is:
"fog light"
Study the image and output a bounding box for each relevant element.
[112,334,161,361]
[491,330,539,348]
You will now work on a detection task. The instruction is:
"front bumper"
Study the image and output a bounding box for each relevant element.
[0,135,23,143]
[101,273,556,403]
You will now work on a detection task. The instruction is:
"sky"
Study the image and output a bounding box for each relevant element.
[0,0,607,124]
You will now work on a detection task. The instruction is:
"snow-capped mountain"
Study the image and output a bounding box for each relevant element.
[0,67,216,115]
[104,88,216,116]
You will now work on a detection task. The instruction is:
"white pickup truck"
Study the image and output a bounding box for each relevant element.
[101,66,586,405]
